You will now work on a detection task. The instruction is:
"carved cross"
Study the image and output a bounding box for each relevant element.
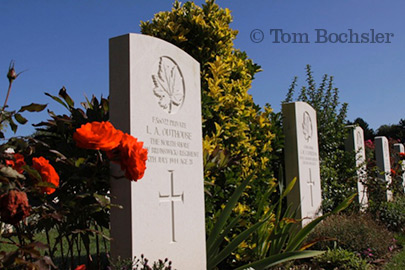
[307,168,315,207]
[159,170,184,243]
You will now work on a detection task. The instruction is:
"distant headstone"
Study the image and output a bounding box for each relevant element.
[109,34,206,269]
[282,102,322,226]
[393,143,405,191]
[345,126,368,208]
[375,136,393,201]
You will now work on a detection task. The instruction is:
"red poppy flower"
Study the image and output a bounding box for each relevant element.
[0,190,31,225]
[73,121,123,151]
[32,157,60,195]
[400,152,405,159]
[108,134,148,181]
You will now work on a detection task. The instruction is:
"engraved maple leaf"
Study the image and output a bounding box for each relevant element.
[152,57,184,114]
[302,112,312,142]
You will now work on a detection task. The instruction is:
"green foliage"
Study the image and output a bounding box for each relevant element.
[308,214,396,261]
[0,101,46,137]
[384,249,405,270]
[205,174,318,270]
[0,88,111,269]
[370,196,405,232]
[206,173,265,269]
[206,171,355,269]
[284,65,358,212]
[383,233,405,270]
[313,248,371,270]
[31,88,110,269]
[234,193,355,270]
[141,0,275,219]
[377,119,405,143]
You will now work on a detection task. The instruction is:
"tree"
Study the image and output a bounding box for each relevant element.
[376,119,405,143]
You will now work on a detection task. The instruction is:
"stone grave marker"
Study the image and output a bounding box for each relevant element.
[345,126,368,208]
[375,136,393,201]
[393,143,405,191]
[109,33,206,269]
[282,102,322,226]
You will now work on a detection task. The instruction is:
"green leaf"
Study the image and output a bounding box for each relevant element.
[0,166,25,179]
[331,193,356,214]
[19,103,47,112]
[208,219,267,269]
[14,113,28,124]
[23,165,42,181]
[59,87,74,107]
[45,92,68,110]
[282,177,296,199]
[206,172,254,253]
[36,181,57,189]
[83,95,93,109]
[207,215,241,257]
[9,117,17,133]
[235,250,324,270]
[285,215,324,252]
[93,193,110,208]
[101,97,109,112]
[75,158,86,167]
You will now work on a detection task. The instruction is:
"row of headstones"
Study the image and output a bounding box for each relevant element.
[346,126,405,206]
[283,102,405,228]
[108,34,402,269]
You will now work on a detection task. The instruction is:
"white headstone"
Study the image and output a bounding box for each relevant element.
[375,136,393,201]
[345,126,368,208]
[109,34,206,269]
[393,143,405,191]
[282,102,322,226]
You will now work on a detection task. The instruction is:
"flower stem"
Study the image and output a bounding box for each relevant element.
[15,223,24,246]
[3,81,13,111]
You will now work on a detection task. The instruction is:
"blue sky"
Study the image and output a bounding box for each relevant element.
[0,0,404,138]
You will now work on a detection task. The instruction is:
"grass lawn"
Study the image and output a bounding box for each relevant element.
[1,225,110,269]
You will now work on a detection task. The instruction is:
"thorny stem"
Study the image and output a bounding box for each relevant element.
[3,81,13,111]
[85,233,91,269]
[45,228,52,258]
[76,234,81,264]
[68,234,74,270]
[15,223,24,247]
[58,227,65,266]
[96,223,100,269]
[102,227,109,259]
